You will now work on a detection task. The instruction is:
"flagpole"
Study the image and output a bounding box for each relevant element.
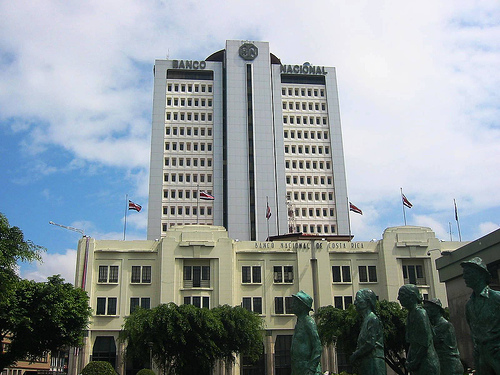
[401,188,407,226]
[449,222,453,241]
[123,194,128,241]
[197,184,200,225]
[454,199,462,241]
[266,196,270,241]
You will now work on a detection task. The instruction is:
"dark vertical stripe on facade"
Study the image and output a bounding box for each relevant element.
[246,64,256,241]
[222,63,228,229]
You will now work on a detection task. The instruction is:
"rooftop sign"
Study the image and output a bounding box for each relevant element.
[281,62,327,75]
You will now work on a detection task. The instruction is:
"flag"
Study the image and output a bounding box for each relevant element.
[266,203,272,219]
[402,193,413,208]
[349,202,363,215]
[199,191,215,200]
[128,200,142,212]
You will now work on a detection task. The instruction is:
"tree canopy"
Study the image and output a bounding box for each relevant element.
[315,300,409,375]
[121,303,264,375]
[0,212,91,371]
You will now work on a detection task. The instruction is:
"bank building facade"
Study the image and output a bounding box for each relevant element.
[67,41,466,375]
[147,40,350,242]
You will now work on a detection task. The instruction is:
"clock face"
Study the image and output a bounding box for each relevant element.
[239,43,258,61]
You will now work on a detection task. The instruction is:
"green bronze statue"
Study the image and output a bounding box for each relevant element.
[398,284,440,374]
[290,290,322,375]
[349,289,387,375]
[461,257,500,374]
[423,298,464,375]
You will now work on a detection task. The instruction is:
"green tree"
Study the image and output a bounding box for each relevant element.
[316,300,408,375]
[0,213,92,371]
[211,304,264,364]
[122,303,264,375]
[81,360,117,375]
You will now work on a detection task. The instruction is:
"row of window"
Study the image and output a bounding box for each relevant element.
[165,159,212,169]
[165,142,213,152]
[98,265,151,284]
[167,83,212,93]
[282,87,325,97]
[284,144,330,155]
[162,222,213,231]
[163,189,213,199]
[291,207,336,218]
[167,97,213,107]
[283,116,327,125]
[241,265,377,285]
[332,265,378,283]
[163,173,213,184]
[284,130,329,140]
[96,297,151,315]
[282,101,327,112]
[285,159,331,170]
[293,224,337,234]
[166,126,212,137]
[166,111,212,122]
[96,295,306,316]
[288,191,334,202]
[240,265,296,284]
[163,206,213,216]
[286,175,333,185]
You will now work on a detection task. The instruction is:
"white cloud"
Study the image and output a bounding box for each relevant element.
[477,222,500,238]
[1,0,500,244]
[22,249,77,284]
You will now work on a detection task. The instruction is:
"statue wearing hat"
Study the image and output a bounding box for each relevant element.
[423,298,464,375]
[290,290,322,375]
[398,284,440,374]
[350,289,386,374]
[461,257,500,374]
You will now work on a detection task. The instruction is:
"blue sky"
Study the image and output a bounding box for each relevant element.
[1,0,499,283]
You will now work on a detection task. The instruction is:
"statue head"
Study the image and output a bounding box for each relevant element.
[355,289,377,312]
[292,290,313,314]
[461,257,491,288]
[398,284,422,309]
[423,298,444,323]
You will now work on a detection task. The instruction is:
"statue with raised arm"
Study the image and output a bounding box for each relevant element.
[398,284,440,374]
[423,298,464,375]
[350,289,386,375]
[461,257,500,375]
[290,290,322,375]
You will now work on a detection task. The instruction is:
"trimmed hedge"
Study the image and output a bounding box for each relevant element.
[136,369,155,375]
[81,361,117,375]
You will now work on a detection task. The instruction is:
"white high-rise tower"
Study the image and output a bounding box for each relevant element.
[147,40,350,241]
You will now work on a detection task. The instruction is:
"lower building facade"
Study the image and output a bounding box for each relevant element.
[69,225,464,375]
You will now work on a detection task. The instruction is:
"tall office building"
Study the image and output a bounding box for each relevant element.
[147,40,350,241]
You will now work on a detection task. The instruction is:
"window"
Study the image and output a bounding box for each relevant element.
[274,265,294,283]
[96,297,117,315]
[242,265,262,283]
[332,265,351,283]
[98,265,119,283]
[403,265,426,285]
[184,265,210,287]
[334,296,353,310]
[131,266,152,284]
[184,296,210,308]
[359,266,378,283]
[130,297,151,314]
[242,297,263,314]
[274,297,293,314]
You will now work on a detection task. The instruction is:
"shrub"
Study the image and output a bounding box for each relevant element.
[81,361,117,375]
[136,370,155,375]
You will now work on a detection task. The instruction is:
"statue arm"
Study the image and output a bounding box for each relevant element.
[306,318,322,373]
[350,316,378,363]
[406,310,432,371]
